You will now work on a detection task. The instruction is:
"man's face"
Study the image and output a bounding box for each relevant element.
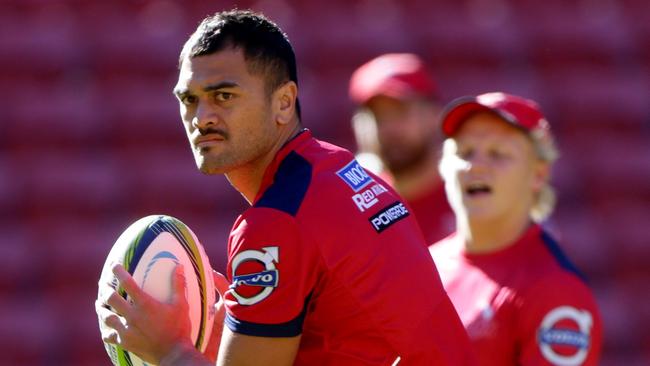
[174,48,277,175]
[366,95,439,174]
[441,112,546,223]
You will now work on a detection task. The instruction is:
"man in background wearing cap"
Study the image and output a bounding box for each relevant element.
[349,53,454,244]
[430,92,602,365]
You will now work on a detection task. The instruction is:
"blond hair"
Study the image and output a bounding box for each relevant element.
[529,125,559,222]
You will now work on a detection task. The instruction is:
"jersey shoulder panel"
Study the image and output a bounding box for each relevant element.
[255,150,312,217]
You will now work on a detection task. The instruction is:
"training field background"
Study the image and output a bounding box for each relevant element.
[1,0,649,364]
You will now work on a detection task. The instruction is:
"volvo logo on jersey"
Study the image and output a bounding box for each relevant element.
[230,246,280,305]
[537,306,593,366]
[336,160,374,192]
[369,201,410,233]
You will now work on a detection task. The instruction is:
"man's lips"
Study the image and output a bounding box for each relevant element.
[465,182,492,196]
[194,134,225,148]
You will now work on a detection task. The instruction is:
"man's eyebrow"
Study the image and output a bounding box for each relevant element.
[203,81,239,92]
[173,81,239,96]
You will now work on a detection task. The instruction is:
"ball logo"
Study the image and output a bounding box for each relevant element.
[142,251,179,290]
[230,246,279,305]
[538,306,593,366]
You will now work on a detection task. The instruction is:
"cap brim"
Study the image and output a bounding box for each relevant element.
[440,97,525,136]
[441,98,493,136]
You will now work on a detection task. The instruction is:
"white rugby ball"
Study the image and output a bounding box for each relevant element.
[98,215,215,366]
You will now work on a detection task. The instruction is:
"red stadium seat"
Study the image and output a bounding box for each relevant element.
[13,151,128,217]
[411,3,525,72]
[569,135,650,204]
[540,67,650,138]
[4,83,111,150]
[42,285,109,365]
[0,3,83,83]
[594,281,647,364]
[0,297,58,365]
[32,215,126,292]
[434,66,545,104]
[76,1,187,79]
[551,208,612,278]
[95,76,185,150]
[0,223,43,293]
[511,0,635,70]
[0,159,21,217]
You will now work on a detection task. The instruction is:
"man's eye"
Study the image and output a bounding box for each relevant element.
[216,92,233,102]
[181,95,197,105]
[489,149,507,160]
[458,148,473,159]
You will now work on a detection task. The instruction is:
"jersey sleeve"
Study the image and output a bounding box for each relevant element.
[517,273,602,366]
[223,207,319,338]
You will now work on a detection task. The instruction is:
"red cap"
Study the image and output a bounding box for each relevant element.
[349,53,438,104]
[441,92,551,137]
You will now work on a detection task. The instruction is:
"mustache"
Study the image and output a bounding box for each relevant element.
[198,127,229,140]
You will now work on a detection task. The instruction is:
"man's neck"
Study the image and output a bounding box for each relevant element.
[226,123,302,205]
[391,151,442,200]
[458,213,532,254]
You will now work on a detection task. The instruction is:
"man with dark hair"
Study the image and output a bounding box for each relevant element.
[179,10,302,120]
[97,10,474,366]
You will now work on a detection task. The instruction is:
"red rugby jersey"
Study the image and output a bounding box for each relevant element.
[405,183,454,245]
[223,130,474,365]
[429,225,602,366]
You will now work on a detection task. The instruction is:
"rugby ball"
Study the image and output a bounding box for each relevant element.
[98,215,215,366]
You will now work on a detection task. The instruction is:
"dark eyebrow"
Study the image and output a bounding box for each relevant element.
[203,81,239,92]
[173,81,239,97]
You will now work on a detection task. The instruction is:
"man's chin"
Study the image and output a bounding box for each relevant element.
[384,159,418,175]
[197,164,227,175]
[194,159,224,175]
[383,149,429,175]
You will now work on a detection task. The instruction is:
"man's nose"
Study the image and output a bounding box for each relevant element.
[377,118,403,138]
[466,154,489,173]
[192,101,217,129]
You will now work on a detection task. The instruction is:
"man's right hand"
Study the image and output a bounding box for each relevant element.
[202,271,230,363]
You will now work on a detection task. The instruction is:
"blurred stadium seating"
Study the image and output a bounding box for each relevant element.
[0,0,647,364]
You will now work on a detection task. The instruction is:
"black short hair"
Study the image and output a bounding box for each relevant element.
[180,9,301,119]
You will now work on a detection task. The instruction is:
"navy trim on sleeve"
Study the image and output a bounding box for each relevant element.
[225,293,312,337]
[255,151,312,217]
[540,230,588,283]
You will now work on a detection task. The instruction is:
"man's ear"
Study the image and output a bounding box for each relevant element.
[532,161,551,193]
[273,81,298,126]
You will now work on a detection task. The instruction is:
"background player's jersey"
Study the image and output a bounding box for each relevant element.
[405,183,454,245]
[223,129,473,365]
[429,225,602,366]
[371,170,455,246]
[356,163,456,247]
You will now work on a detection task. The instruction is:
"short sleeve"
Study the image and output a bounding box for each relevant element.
[223,207,319,338]
[517,273,602,366]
